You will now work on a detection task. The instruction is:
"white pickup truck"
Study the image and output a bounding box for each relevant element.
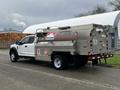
[9,24,115,70]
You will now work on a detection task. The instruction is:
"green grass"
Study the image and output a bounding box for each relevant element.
[104,55,120,69]
[107,55,120,64]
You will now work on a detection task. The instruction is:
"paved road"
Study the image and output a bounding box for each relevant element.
[0,50,120,90]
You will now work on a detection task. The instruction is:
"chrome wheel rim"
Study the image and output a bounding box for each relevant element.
[54,58,62,68]
[11,53,15,61]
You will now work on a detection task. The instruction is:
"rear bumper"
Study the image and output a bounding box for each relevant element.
[87,53,113,61]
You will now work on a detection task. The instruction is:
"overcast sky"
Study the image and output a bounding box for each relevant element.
[0,0,111,31]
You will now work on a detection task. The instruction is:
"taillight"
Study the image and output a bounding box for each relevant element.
[97,56,100,59]
[92,57,95,59]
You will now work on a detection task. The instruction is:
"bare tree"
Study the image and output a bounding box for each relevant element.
[75,5,107,17]
[91,5,107,14]
[109,0,120,10]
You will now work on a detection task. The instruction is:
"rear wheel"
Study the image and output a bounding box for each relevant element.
[52,55,68,70]
[80,58,88,66]
[10,51,18,62]
[73,56,88,68]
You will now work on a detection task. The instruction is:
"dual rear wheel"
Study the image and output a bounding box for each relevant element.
[52,55,68,70]
[52,55,88,70]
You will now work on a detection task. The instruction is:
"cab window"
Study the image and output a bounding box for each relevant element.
[28,36,35,43]
[21,36,35,44]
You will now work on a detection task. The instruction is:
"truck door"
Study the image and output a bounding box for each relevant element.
[18,36,35,57]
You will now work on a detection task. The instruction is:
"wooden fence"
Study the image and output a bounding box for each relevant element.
[0,41,14,48]
[0,32,27,48]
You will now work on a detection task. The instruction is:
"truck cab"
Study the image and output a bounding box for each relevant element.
[9,35,36,62]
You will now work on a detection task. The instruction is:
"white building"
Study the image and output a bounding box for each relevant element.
[23,11,120,49]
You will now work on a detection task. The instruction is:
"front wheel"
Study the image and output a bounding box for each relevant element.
[10,51,18,62]
[52,55,67,70]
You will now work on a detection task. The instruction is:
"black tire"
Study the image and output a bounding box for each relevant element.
[10,51,19,62]
[52,55,68,70]
[73,56,88,68]
[74,59,81,68]
[80,59,88,66]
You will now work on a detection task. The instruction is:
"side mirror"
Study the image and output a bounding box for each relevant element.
[15,41,19,45]
[15,41,22,45]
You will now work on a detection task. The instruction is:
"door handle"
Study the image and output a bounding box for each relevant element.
[25,45,27,48]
